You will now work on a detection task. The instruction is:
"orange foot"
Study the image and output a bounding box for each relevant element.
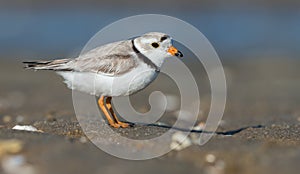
[108,122,131,128]
[109,122,121,128]
[116,121,131,128]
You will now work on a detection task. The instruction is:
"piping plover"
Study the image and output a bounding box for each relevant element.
[23,32,183,128]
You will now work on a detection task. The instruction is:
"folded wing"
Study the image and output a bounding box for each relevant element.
[23,40,138,76]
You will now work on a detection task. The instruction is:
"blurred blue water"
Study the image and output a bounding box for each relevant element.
[0,7,299,59]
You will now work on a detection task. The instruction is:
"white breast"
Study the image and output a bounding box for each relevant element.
[57,63,158,96]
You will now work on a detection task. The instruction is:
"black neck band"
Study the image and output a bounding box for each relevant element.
[131,39,160,73]
[131,39,140,53]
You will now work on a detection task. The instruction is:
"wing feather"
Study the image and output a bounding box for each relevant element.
[71,54,137,76]
[23,40,139,76]
[67,40,138,76]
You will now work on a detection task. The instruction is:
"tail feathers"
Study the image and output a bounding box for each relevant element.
[23,59,72,71]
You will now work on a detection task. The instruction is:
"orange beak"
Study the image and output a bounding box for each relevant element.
[168,46,183,57]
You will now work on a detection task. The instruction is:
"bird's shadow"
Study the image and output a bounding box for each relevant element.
[126,122,264,136]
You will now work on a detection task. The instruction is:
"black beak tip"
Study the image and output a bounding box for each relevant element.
[175,51,183,57]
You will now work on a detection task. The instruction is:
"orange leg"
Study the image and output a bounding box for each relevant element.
[106,97,130,128]
[97,96,120,128]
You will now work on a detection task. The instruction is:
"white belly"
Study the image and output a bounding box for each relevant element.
[57,64,158,96]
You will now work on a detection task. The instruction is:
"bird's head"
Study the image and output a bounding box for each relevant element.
[133,32,183,67]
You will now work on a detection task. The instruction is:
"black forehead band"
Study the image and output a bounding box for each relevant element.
[160,35,168,42]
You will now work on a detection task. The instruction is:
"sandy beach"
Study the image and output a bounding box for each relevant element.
[0,58,300,173]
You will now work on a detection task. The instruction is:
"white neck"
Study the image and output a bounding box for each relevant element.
[133,39,166,68]
[143,51,165,68]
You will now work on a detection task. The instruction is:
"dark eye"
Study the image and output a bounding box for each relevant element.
[151,42,159,48]
[160,36,168,42]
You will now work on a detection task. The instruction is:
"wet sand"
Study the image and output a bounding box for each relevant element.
[1,58,300,174]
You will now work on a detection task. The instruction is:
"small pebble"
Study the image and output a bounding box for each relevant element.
[193,122,206,131]
[205,154,216,163]
[79,137,88,143]
[2,155,37,174]
[0,139,23,157]
[46,114,57,122]
[16,116,24,123]
[3,115,12,123]
[271,124,276,128]
[12,125,43,133]
[215,160,225,169]
[170,132,192,151]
